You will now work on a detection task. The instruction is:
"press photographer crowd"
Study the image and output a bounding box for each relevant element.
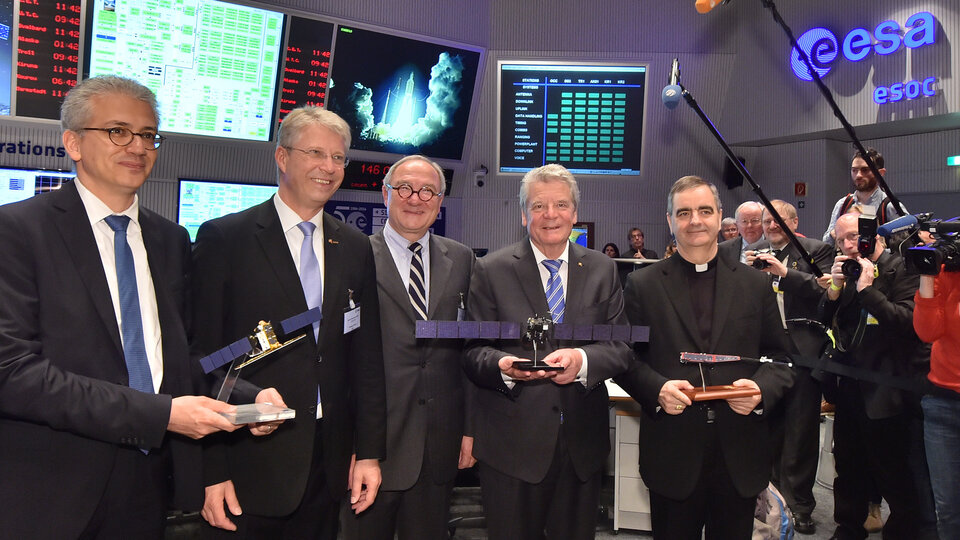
[727,147,960,540]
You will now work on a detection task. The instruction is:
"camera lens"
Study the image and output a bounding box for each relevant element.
[753,258,770,270]
[841,259,862,280]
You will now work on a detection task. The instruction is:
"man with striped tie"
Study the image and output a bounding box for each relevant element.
[341,154,476,539]
[463,163,633,539]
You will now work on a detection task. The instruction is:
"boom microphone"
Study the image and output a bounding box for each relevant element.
[695,0,731,14]
[877,213,923,238]
[661,58,682,109]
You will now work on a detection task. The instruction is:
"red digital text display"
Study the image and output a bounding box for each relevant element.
[16,0,81,119]
[278,17,333,124]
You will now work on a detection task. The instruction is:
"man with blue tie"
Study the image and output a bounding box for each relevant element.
[463,163,633,539]
[193,106,386,539]
[0,75,239,539]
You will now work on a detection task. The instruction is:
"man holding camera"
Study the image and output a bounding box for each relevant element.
[746,200,832,534]
[819,213,936,540]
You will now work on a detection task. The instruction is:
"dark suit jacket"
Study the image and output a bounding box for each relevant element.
[463,240,632,483]
[818,251,927,419]
[614,252,794,500]
[718,236,747,264]
[0,180,201,538]
[746,236,835,361]
[370,231,475,491]
[191,199,385,516]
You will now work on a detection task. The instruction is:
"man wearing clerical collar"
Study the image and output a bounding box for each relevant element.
[614,175,794,539]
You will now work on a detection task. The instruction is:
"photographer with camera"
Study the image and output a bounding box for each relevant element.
[819,213,937,540]
[745,200,833,534]
[914,264,960,539]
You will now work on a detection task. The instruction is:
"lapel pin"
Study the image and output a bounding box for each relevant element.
[328,238,339,244]
[578,262,583,267]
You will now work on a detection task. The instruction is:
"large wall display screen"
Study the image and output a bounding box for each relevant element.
[326,25,481,161]
[86,0,285,141]
[15,0,82,119]
[499,62,646,176]
[0,166,73,206]
[277,16,333,123]
[178,178,278,241]
[0,0,12,115]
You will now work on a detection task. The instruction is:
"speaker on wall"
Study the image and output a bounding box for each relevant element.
[722,155,746,189]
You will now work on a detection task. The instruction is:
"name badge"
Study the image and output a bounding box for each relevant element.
[343,288,360,334]
[344,305,361,334]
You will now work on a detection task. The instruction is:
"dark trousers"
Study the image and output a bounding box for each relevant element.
[648,427,756,540]
[478,434,601,540]
[340,450,455,540]
[205,422,339,540]
[79,446,169,540]
[771,366,822,514]
[831,381,937,540]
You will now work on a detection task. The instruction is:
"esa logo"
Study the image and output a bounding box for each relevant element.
[790,11,938,104]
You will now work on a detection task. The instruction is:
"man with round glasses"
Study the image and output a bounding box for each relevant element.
[341,154,476,539]
[0,75,240,538]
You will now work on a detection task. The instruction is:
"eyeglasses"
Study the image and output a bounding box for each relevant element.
[738,218,762,225]
[284,146,349,167]
[79,127,165,150]
[385,183,441,202]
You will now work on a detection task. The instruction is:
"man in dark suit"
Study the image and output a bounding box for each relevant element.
[614,176,794,539]
[745,199,833,534]
[0,76,239,539]
[341,154,476,539]
[718,200,764,264]
[463,164,633,539]
[819,213,937,540]
[194,106,386,539]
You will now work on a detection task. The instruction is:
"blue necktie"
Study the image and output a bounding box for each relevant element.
[297,222,322,340]
[104,215,154,395]
[542,259,565,323]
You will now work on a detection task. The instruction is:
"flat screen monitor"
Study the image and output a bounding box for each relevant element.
[0,0,13,116]
[326,25,482,161]
[177,179,277,241]
[14,0,82,119]
[276,15,334,123]
[569,221,594,249]
[85,0,285,142]
[498,62,647,176]
[0,166,73,206]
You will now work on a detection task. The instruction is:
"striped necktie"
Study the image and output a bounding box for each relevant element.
[542,259,565,323]
[408,242,428,320]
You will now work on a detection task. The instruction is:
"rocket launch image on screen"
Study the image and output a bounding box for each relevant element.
[326,26,482,161]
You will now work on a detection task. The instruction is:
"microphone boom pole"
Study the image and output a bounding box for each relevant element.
[758,0,905,216]
[675,78,824,277]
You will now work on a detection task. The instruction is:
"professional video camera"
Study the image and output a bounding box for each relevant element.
[841,215,878,281]
[877,213,960,275]
[908,218,960,275]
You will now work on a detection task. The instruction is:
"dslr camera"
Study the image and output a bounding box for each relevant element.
[841,215,878,281]
[752,248,773,270]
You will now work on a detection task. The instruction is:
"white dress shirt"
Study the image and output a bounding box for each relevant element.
[75,178,163,392]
